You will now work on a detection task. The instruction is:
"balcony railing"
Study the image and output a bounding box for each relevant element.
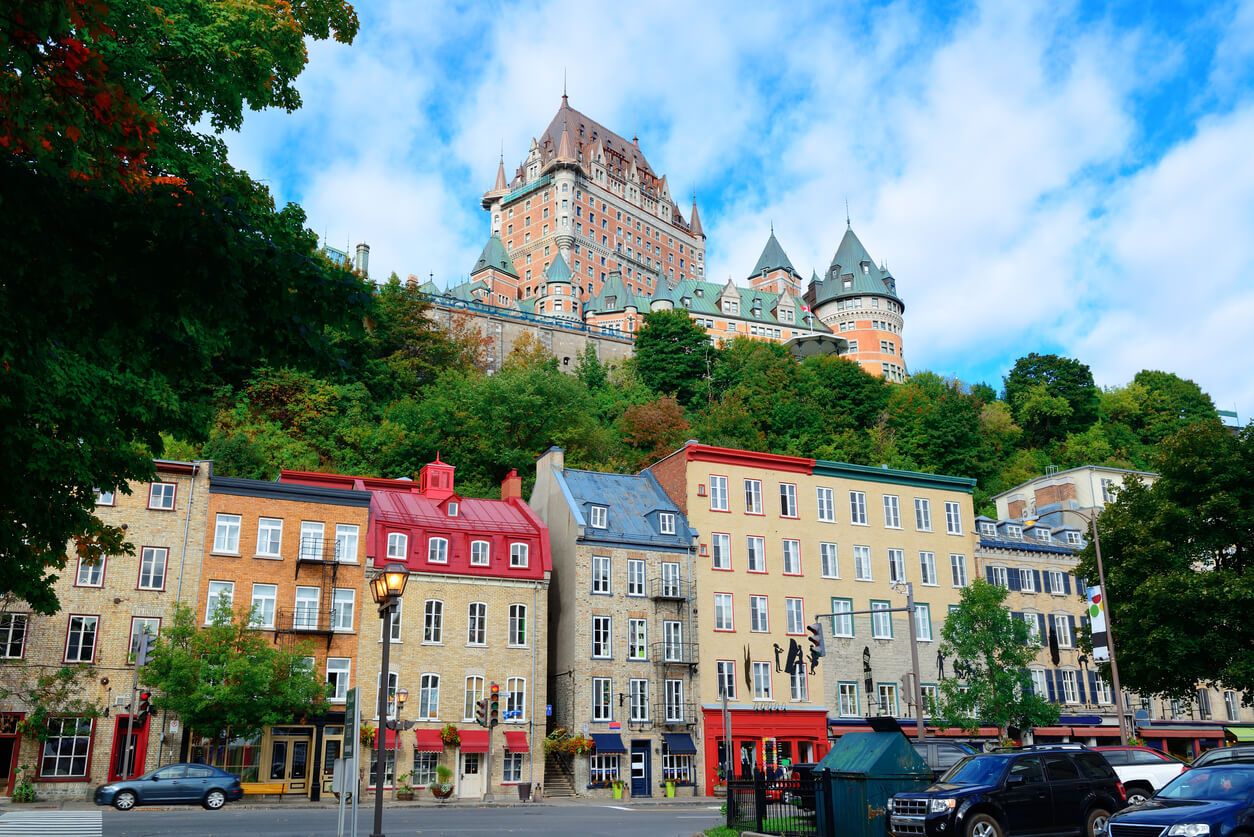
[651,701,697,726]
[648,576,689,601]
[650,640,698,666]
[275,607,341,635]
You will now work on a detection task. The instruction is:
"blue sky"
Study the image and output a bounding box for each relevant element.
[224,0,1254,418]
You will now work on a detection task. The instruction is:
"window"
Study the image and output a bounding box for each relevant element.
[945,501,963,534]
[256,518,283,557]
[1225,690,1239,722]
[592,555,611,594]
[76,555,103,587]
[921,684,938,714]
[423,600,443,643]
[95,488,115,506]
[148,482,176,510]
[1029,669,1048,698]
[816,487,835,522]
[659,512,676,534]
[1035,528,1052,544]
[747,595,769,632]
[1019,568,1036,592]
[883,495,902,528]
[854,545,873,580]
[624,559,644,596]
[1054,614,1072,647]
[327,658,350,702]
[871,601,892,638]
[914,498,932,531]
[746,536,765,572]
[831,597,854,637]
[205,580,233,622]
[1094,677,1113,705]
[426,537,448,564]
[462,676,484,721]
[510,543,529,567]
[979,522,996,537]
[662,621,683,662]
[990,566,1009,588]
[950,554,968,587]
[785,598,804,635]
[780,484,798,517]
[1060,669,1079,703]
[384,599,402,642]
[1006,524,1023,539]
[714,593,734,630]
[782,539,801,574]
[839,683,859,716]
[414,752,438,787]
[128,617,159,661]
[299,521,325,561]
[332,588,354,630]
[888,548,906,583]
[820,543,839,578]
[850,491,868,525]
[661,562,681,597]
[378,671,399,719]
[629,679,650,722]
[509,604,527,646]
[752,661,772,700]
[717,661,736,699]
[589,753,619,783]
[592,678,612,721]
[0,614,28,659]
[878,684,899,716]
[137,547,167,590]
[294,587,320,630]
[712,533,731,569]
[665,679,685,722]
[1023,612,1041,645]
[250,583,277,628]
[417,673,439,720]
[592,615,611,658]
[1100,478,1116,503]
[462,602,486,646]
[335,524,359,562]
[628,618,647,660]
[1048,570,1065,594]
[914,603,932,641]
[589,505,608,529]
[919,552,937,586]
[65,615,98,662]
[744,479,763,514]
[39,717,93,778]
[386,532,407,560]
[709,475,729,510]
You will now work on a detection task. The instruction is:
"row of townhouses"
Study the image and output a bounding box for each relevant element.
[1,454,1249,801]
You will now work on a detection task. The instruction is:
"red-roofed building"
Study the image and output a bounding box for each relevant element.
[281,459,550,802]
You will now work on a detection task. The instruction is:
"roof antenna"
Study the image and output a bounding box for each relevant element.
[845,197,851,228]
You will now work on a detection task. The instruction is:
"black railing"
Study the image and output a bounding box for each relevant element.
[650,640,698,666]
[648,576,689,600]
[726,771,820,837]
[649,701,697,726]
[275,607,337,635]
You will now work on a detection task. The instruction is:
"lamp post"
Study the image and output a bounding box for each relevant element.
[392,689,408,800]
[370,561,410,837]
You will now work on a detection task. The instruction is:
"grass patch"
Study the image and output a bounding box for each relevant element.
[704,828,739,837]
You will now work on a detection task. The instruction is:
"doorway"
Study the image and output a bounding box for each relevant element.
[458,752,482,799]
[107,716,148,782]
[630,741,651,797]
[320,729,344,796]
[0,737,16,796]
[267,728,313,793]
[739,740,758,778]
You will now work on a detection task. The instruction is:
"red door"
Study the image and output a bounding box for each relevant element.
[108,716,149,782]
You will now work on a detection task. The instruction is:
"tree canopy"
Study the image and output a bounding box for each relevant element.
[632,309,715,406]
[1004,353,1100,446]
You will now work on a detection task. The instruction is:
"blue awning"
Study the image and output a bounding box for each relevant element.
[590,733,626,754]
[664,733,697,755]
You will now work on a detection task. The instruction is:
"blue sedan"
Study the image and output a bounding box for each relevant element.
[94,763,244,810]
[1104,765,1254,837]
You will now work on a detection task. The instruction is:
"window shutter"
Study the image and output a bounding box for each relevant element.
[1063,574,1072,595]
[1019,667,1030,694]
[1037,614,1048,647]
[985,566,994,584]
[1012,611,1024,642]
[1042,572,1052,593]
[1088,670,1098,699]
[1080,613,1090,631]
[1076,671,1087,703]
[1034,570,1043,592]
[1046,669,1057,702]
[1008,570,1021,592]
[1069,615,1078,641]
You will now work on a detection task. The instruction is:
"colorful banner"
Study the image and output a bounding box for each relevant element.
[1087,586,1109,662]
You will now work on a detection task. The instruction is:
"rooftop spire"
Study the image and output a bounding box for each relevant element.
[562,69,567,105]
[689,193,704,237]
[493,151,507,191]
[845,197,851,228]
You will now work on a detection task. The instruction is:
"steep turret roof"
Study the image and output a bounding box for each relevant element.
[588,271,645,314]
[749,229,798,277]
[689,197,704,237]
[812,224,903,310]
[493,155,508,191]
[649,279,674,305]
[470,233,518,278]
[544,252,572,285]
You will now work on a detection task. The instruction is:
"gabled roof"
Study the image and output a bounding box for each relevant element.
[540,95,656,178]
[669,278,832,332]
[554,467,695,549]
[749,229,798,278]
[470,233,518,278]
[812,225,902,309]
[587,271,646,314]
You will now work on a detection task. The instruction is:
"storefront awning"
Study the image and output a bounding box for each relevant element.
[1034,727,1073,736]
[1074,726,1121,737]
[591,733,626,754]
[1226,727,1254,742]
[664,733,697,755]
[414,729,444,752]
[1140,727,1224,740]
[504,731,529,752]
[460,729,490,753]
[381,727,398,749]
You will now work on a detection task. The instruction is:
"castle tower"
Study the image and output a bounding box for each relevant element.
[534,252,581,321]
[469,233,522,306]
[746,227,802,297]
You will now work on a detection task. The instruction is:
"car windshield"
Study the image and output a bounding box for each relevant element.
[1156,768,1254,802]
[938,756,1008,786]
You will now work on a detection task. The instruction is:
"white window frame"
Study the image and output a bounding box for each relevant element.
[589,505,608,529]
[712,533,731,570]
[716,661,736,699]
[75,555,103,587]
[427,537,448,564]
[752,661,772,701]
[335,524,359,563]
[816,487,835,522]
[294,586,320,630]
[628,618,647,660]
[914,498,932,531]
[883,495,902,528]
[854,545,872,581]
[510,543,529,568]
[879,683,899,716]
[592,615,612,658]
[0,614,26,659]
[659,512,676,534]
[592,678,612,721]
[592,555,611,594]
[470,540,490,566]
[205,581,234,623]
[332,588,354,631]
[785,598,804,635]
[871,601,892,639]
[1054,614,1072,648]
[746,536,765,572]
[467,602,486,645]
[780,483,798,517]
[327,658,351,702]
[148,482,176,510]
[914,603,932,641]
[820,543,839,578]
[256,517,283,557]
[850,491,868,525]
[1019,568,1035,592]
[709,475,729,511]
[945,501,963,534]
[950,554,968,587]
[627,559,644,596]
[463,676,484,721]
[508,604,527,646]
[744,479,763,514]
[417,673,440,720]
[299,521,325,561]
[64,615,98,663]
[1029,669,1048,698]
[1048,570,1065,595]
[714,593,734,631]
[138,547,168,590]
[629,678,650,722]
[888,548,906,583]
[386,532,407,560]
[748,595,768,632]
[790,666,808,701]
[250,583,277,628]
[1060,669,1079,704]
[919,551,937,586]
[838,683,859,716]
[782,539,800,574]
[128,616,159,661]
[423,599,444,644]
[990,566,1009,588]
[664,679,685,722]
[832,598,854,637]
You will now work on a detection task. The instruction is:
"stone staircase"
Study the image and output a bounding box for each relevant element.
[543,751,577,798]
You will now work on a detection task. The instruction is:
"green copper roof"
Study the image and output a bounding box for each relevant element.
[470,233,518,278]
[748,229,798,278]
[587,271,648,314]
[812,225,902,309]
[545,252,573,285]
[650,279,675,305]
[668,279,830,332]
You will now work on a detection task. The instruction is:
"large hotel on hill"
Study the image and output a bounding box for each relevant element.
[422,95,908,381]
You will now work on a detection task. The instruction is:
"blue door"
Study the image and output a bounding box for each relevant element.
[630,741,651,797]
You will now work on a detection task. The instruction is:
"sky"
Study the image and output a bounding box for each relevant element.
[224,0,1254,418]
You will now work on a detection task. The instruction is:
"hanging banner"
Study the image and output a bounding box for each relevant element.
[1087,586,1109,662]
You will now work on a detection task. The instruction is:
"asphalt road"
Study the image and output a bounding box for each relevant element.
[98,802,723,837]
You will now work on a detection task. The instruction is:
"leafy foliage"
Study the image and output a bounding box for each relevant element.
[0,663,105,743]
[633,309,716,406]
[1004,353,1100,446]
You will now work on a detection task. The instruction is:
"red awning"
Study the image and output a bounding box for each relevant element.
[1034,727,1073,736]
[1075,727,1121,737]
[460,729,489,753]
[504,731,528,753]
[414,729,444,752]
[1142,729,1223,740]
[377,727,397,749]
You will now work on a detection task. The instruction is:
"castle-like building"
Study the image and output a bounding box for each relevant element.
[427,96,907,381]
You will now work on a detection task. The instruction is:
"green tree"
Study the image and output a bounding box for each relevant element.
[885,373,985,480]
[1004,353,1100,446]
[574,345,608,391]
[932,580,1060,735]
[143,600,328,741]
[1129,370,1218,445]
[1074,421,1254,704]
[633,310,715,406]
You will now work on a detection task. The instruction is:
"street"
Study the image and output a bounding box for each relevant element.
[97,803,722,837]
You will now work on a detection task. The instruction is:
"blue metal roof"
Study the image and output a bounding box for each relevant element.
[554,467,695,549]
[979,537,1075,555]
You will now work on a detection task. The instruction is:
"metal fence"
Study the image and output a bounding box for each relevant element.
[726,772,820,837]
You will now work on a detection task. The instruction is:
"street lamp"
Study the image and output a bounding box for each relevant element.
[391,689,413,800]
[370,561,410,837]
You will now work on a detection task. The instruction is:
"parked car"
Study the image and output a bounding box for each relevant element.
[94,763,244,810]
[1104,765,1254,837]
[1095,745,1189,805]
[887,746,1126,837]
[1192,745,1254,769]
[914,740,978,781]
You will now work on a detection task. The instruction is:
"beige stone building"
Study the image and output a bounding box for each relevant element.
[992,464,1158,521]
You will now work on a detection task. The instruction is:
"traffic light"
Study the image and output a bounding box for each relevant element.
[474,698,487,727]
[807,621,826,658]
[136,690,152,721]
[489,682,500,727]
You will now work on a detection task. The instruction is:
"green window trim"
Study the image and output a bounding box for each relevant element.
[870,599,893,639]
[830,597,854,637]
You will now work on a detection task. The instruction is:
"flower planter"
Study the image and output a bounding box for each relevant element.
[396,790,414,801]
[431,784,454,800]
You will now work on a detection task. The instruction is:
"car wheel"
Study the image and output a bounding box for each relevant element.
[203,789,227,810]
[1126,785,1152,806]
[1086,808,1111,837]
[113,790,137,811]
[966,814,1003,837]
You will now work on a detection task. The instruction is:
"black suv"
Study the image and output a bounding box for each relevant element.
[887,746,1126,837]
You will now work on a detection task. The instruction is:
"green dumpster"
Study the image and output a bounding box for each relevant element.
[814,730,933,837]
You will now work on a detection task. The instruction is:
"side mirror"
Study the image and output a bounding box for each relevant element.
[1005,774,1026,786]
[150,775,161,781]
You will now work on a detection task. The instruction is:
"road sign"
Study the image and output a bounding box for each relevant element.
[343,687,359,761]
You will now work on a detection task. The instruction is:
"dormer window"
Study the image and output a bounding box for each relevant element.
[1006,525,1023,539]
[1065,531,1082,546]
[1035,528,1051,543]
[589,505,608,529]
[979,522,996,537]
[843,278,852,290]
[694,287,704,297]
[448,502,459,517]
[659,512,676,535]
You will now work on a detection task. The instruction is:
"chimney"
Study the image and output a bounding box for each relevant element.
[501,469,522,501]
[354,243,370,277]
